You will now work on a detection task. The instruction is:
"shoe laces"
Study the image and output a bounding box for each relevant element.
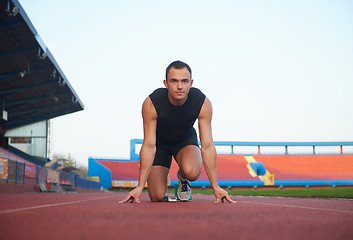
[181,179,191,192]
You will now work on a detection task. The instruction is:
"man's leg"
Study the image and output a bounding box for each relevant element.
[175,145,202,181]
[147,165,169,202]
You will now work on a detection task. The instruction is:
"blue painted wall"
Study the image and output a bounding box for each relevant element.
[75,175,100,190]
[88,158,112,189]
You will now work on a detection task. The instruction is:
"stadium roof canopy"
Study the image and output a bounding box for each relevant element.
[0,0,84,130]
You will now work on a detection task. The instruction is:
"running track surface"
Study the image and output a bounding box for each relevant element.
[0,192,352,240]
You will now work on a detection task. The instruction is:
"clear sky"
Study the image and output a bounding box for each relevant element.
[18,0,353,166]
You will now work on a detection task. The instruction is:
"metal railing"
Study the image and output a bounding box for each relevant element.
[130,139,353,160]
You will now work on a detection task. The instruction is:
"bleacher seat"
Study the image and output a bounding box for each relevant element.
[97,154,353,186]
[98,160,140,180]
[0,147,37,178]
[255,155,353,180]
[169,155,255,181]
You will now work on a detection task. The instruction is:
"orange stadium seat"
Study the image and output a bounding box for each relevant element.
[255,155,353,180]
[96,153,353,187]
[166,155,255,181]
[98,160,140,180]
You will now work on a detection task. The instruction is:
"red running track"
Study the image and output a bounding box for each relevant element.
[0,192,352,240]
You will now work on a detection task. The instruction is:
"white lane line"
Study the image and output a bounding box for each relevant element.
[238,200,353,214]
[0,195,114,215]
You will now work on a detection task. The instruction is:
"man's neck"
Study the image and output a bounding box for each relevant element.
[168,94,188,106]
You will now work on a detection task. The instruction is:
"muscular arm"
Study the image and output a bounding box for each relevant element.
[138,97,157,189]
[120,97,157,203]
[198,98,235,203]
[198,98,218,188]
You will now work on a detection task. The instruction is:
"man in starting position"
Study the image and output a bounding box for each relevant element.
[120,60,235,203]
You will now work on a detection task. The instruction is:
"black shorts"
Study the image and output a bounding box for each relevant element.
[153,137,199,169]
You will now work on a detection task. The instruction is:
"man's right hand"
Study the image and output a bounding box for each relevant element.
[119,187,143,203]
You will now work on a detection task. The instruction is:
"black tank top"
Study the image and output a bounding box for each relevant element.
[149,87,206,143]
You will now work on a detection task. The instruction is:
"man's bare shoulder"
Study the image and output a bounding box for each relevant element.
[199,97,213,119]
[142,97,157,119]
[143,96,152,106]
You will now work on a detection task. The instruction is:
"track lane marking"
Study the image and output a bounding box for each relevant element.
[238,200,353,214]
[0,195,114,215]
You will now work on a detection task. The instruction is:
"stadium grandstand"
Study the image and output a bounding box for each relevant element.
[0,0,99,192]
[3,0,353,194]
[89,139,353,190]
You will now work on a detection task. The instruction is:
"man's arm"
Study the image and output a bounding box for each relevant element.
[198,97,235,203]
[120,97,157,203]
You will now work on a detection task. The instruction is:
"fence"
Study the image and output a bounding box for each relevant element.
[130,139,353,159]
[0,157,25,185]
[1,157,100,192]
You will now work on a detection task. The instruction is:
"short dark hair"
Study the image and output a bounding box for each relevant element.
[165,60,192,80]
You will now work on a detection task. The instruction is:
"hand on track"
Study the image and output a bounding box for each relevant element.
[119,187,142,203]
[213,186,236,203]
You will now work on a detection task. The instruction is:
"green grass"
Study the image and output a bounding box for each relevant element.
[112,187,353,199]
[189,188,353,199]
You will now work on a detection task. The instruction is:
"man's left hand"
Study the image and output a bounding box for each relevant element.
[213,186,236,203]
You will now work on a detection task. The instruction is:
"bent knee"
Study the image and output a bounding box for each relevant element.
[182,166,201,181]
[148,188,166,202]
[149,193,165,202]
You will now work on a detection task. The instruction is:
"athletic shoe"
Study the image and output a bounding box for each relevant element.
[177,170,191,201]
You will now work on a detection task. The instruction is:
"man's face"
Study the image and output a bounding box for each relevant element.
[164,67,193,106]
